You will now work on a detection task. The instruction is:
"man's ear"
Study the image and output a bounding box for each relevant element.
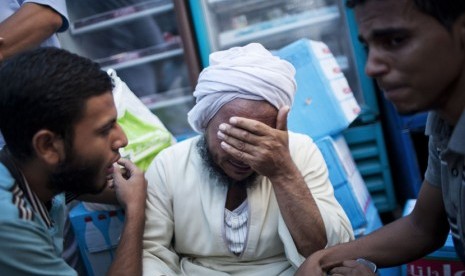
[32,130,65,166]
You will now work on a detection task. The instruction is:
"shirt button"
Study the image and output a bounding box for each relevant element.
[452,168,459,177]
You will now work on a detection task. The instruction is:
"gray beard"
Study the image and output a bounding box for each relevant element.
[196,135,260,189]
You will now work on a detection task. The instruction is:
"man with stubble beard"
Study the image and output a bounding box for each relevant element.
[0,47,147,275]
[142,43,353,275]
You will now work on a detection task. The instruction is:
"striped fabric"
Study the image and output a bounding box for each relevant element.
[18,174,53,229]
[0,148,54,228]
[224,200,249,255]
[10,184,33,221]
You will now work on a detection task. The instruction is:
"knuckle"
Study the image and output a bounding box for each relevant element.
[237,141,246,151]
[240,130,250,140]
[238,150,245,161]
[251,121,260,128]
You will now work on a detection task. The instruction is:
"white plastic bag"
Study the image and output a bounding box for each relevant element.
[108,69,175,171]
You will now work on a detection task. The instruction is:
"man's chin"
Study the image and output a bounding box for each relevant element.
[391,102,429,116]
[231,173,260,189]
[394,108,421,116]
[54,179,107,197]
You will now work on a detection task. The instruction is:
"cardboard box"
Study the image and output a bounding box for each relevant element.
[276,39,361,140]
[402,199,465,276]
[69,202,125,276]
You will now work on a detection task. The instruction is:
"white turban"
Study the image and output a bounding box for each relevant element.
[187,43,297,133]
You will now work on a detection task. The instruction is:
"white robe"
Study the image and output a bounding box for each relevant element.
[143,132,353,275]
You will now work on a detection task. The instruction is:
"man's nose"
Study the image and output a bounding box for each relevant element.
[364,48,389,78]
[112,124,128,150]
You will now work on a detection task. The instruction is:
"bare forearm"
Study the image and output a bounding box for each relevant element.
[317,216,447,271]
[107,207,145,276]
[0,3,63,59]
[329,184,451,268]
[298,182,451,275]
[271,166,326,257]
[361,216,447,267]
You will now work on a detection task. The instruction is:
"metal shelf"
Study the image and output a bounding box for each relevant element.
[139,87,194,110]
[148,95,194,110]
[70,0,174,35]
[207,0,285,14]
[218,5,339,48]
[97,41,183,70]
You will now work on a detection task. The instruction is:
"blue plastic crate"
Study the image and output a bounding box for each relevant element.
[343,122,397,212]
[69,203,125,276]
[316,135,368,232]
[276,39,361,140]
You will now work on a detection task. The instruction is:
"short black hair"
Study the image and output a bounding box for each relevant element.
[0,47,113,160]
[346,0,465,29]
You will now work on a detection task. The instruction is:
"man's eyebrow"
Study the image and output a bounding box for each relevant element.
[96,118,117,132]
[358,28,408,43]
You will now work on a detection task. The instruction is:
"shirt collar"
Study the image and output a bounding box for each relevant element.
[425,110,465,155]
[20,173,54,228]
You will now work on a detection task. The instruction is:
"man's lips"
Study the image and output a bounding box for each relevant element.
[106,155,121,178]
[382,87,406,101]
[377,82,407,99]
[229,159,251,171]
[377,80,404,93]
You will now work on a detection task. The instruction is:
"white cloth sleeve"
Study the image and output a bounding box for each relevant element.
[142,159,181,276]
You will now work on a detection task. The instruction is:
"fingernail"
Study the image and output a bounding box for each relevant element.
[230,117,237,124]
[219,123,227,131]
[217,131,225,139]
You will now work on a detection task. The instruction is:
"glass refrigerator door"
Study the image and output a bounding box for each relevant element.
[59,0,197,139]
[190,0,374,116]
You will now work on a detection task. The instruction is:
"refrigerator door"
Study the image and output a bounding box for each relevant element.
[59,0,198,139]
[190,0,375,116]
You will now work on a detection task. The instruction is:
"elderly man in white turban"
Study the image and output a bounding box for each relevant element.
[142,43,353,276]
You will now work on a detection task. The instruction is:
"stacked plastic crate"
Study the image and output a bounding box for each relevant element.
[276,38,400,275]
[275,38,396,213]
